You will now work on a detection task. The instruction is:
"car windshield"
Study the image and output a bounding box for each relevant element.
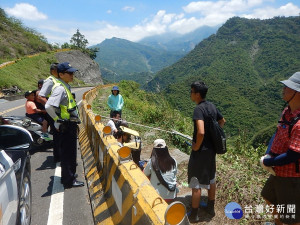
[0,126,31,149]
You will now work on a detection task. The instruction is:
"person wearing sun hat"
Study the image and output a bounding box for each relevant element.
[107,85,124,117]
[143,139,177,203]
[260,71,300,225]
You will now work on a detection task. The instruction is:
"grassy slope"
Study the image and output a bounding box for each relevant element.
[0,52,85,94]
[0,9,51,62]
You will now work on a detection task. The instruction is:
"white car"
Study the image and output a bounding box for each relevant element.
[0,125,32,225]
[0,150,18,224]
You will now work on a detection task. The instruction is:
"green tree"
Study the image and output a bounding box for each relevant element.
[70,29,88,49]
[87,47,99,60]
[61,42,70,49]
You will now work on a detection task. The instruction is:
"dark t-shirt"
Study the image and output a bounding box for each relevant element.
[192,100,223,151]
[188,100,223,185]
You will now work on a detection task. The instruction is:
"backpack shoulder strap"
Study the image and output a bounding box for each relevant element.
[288,113,300,137]
[151,160,176,192]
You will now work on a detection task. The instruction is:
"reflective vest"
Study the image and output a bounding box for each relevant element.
[58,82,78,120]
[46,75,61,98]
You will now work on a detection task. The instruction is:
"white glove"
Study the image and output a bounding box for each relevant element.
[260,154,276,176]
[54,122,60,130]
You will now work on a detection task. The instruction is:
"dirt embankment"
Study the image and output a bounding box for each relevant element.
[56,50,103,85]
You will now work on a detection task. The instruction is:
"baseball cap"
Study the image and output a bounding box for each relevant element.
[280,72,300,92]
[24,90,34,98]
[153,139,167,149]
[57,62,78,73]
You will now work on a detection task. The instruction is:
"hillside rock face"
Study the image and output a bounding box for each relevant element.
[55,50,103,85]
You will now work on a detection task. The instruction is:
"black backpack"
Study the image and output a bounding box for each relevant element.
[204,103,227,154]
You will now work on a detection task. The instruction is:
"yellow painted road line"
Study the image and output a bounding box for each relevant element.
[0,105,24,115]
[0,92,85,116]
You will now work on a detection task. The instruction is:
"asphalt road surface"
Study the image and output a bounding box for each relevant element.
[0,87,95,225]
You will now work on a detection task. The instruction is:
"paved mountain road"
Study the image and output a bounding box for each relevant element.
[0,87,95,225]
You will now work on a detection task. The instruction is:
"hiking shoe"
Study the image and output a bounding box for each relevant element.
[204,200,215,217]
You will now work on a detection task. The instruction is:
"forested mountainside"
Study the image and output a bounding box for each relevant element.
[145,16,300,140]
[93,37,185,84]
[0,9,51,60]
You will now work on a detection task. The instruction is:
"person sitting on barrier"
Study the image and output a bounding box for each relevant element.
[143,139,178,204]
[107,110,121,135]
[25,90,49,138]
[115,125,131,147]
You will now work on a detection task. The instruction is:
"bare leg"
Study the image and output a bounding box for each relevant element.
[264,198,283,225]
[192,188,201,208]
[208,182,216,201]
[42,120,48,133]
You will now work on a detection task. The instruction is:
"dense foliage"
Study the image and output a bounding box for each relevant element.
[0,8,51,61]
[145,16,300,145]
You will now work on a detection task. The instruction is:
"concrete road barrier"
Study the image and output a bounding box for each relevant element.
[78,86,189,225]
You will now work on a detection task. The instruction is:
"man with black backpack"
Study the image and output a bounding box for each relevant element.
[188,81,225,223]
[260,72,300,225]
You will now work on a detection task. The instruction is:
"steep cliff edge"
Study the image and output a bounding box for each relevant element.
[55,50,103,85]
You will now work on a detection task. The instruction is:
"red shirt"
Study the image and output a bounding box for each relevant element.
[271,107,300,177]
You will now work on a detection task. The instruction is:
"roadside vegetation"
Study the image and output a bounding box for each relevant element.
[0,52,85,93]
[0,9,51,61]
[92,80,271,224]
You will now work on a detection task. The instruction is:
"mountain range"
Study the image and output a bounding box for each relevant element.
[93,26,218,84]
[145,16,300,140]
[138,25,219,53]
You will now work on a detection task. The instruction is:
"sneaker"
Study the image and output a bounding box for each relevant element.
[188,213,200,223]
[42,133,52,141]
[188,208,200,223]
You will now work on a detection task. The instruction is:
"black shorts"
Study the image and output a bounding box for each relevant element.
[26,113,45,124]
[188,148,216,186]
[261,175,300,224]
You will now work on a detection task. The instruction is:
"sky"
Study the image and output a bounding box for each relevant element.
[0,0,299,46]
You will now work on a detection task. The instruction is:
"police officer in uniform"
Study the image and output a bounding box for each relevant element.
[45,62,84,188]
[38,63,61,162]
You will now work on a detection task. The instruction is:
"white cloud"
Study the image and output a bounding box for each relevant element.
[243,3,300,19]
[183,0,264,15]
[64,1,300,46]
[5,3,47,21]
[15,0,300,46]
[107,10,112,14]
[122,6,135,12]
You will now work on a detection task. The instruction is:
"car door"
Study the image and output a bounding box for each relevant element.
[0,150,18,225]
